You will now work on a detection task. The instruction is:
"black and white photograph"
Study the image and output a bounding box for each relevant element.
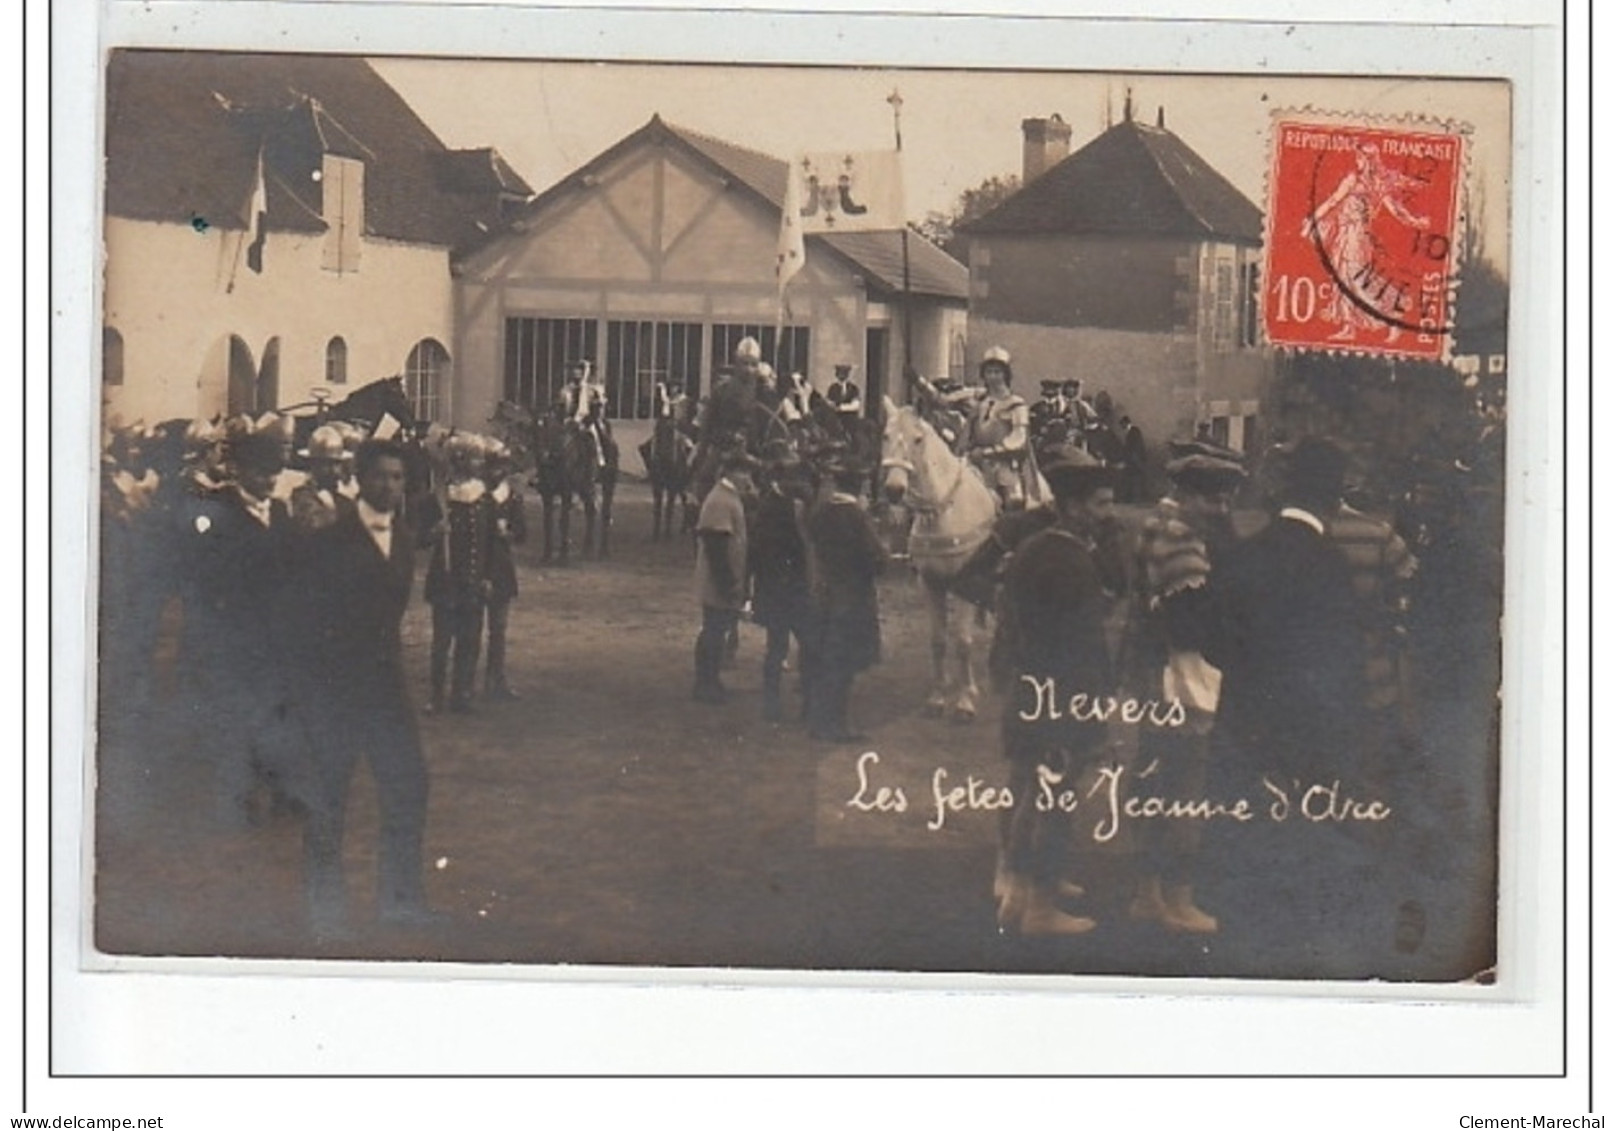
[86,43,1516,986]
[40,0,1579,1098]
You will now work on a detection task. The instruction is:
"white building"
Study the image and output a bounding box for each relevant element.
[101,50,531,426]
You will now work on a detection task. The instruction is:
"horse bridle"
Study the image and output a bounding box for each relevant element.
[882,415,968,519]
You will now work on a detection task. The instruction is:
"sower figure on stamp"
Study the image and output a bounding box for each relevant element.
[417,433,496,715]
[1202,436,1376,975]
[482,439,527,702]
[750,441,816,724]
[297,439,442,938]
[994,446,1117,936]
[1125,446,1246,935]
[692,451,755,705]
[804,456,888,743]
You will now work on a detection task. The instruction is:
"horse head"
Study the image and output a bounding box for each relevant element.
[880,398,958,509]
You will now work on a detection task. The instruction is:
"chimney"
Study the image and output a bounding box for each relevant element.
[1021,113,1072,183]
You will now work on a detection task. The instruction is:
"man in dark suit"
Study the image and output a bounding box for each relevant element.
[1203,436,1375,976]
[804,458,888,742]
[298,438,440,937]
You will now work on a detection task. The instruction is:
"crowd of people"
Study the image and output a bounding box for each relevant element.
[100,409,532,939]
[981,427,1422,970]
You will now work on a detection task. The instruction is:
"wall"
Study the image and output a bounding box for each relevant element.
[969,234,1192,335]
[102,216,454,424]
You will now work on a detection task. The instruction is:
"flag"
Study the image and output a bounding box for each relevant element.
[243,144,268,273]
[776,160,806,318]
[791,150,906,234]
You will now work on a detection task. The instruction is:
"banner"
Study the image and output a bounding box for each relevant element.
[790,150,905,234]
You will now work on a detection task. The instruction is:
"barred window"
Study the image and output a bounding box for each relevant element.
[325,336,348,385]
[604,321,702,421]
[1213,259,1237,353]
[504,317,597,410]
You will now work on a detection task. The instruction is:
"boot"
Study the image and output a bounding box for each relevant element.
[1161,883,1219,934]
[1129,876,1169,923]
[1017,886,1097,936]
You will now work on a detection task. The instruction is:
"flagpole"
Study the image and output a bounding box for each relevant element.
[889,88,912,406]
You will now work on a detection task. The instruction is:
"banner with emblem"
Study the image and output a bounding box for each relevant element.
[789,150,906,234]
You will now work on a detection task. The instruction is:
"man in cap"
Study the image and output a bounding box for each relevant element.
[750,441,816,723]
[825,363,863,433]
[804,454,888,742]
[967,347,1033,509]
[692,450,756,704]
[1124,446,1245,935]
[1201,435,1374,974]
[289,425,357,533]
[297,437,441,936]
[1030,379,1069,455]
[482,439,527,701]
[179,427,302,827]
[416,433,496,714]
[994,445,1118,935]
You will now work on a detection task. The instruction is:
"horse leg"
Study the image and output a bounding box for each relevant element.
[542,493,556,562]
[922,576,950,717]
[949,600,982,723]
[580,493,597,559]
[650,481,663,541]
[558,495,571,564]
[599,477,614,559]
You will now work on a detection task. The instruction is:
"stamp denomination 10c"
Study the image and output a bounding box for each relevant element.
[1264,115,1466,361]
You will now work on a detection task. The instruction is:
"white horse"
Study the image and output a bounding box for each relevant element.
[879,396,1001,721]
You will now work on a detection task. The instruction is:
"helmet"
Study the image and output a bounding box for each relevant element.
[304,425,345,461]
[734,336,763,364]
[980,346,1013,384]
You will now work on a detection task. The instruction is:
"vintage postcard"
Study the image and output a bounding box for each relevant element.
[86,46,1517,993]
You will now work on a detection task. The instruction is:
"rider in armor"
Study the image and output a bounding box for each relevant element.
[967,346,1033,509]
[561,359,611,466]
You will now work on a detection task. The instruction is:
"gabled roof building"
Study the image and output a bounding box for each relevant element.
[452,115,968,437]
[960,105,1272,455]
[102,50,531,425]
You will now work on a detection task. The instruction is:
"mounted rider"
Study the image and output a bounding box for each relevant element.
[966,346,1035,510]
[560,358,611,466]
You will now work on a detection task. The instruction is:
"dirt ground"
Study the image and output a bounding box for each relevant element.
[91,480,1497,982]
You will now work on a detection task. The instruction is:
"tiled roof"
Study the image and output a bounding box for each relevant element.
[507,116,968,302]
[104,50,526,252]
[962,118,1263,243]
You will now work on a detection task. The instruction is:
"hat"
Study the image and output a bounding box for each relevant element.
[1167,437,1243,463]
[979,346,1013,384]
[733,336,763,363]
[1039,380,1061,393]
[302,425,346,461]
[1166,452,1247,494]
[834,363,853,376]
[1061,380,1081,395]
[1040,444,1111,497]
[1284,436,1349,504]
[226,429,285,475]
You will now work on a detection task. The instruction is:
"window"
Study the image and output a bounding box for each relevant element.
[102,326,123,386]
[404,338,449,422]
[1240,261,1261,348]
[325,336,348,385]
[504,317,597,409]
[948,331,967,383]
[1213,258,1236,353]
[321,155,364,274]
[605,321,702,421]
[711,323,810,382]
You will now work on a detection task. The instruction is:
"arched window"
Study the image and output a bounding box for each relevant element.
[325,336,348,385]
[948,331,967,383]
[102,326,124,386]
[404,338,449,422]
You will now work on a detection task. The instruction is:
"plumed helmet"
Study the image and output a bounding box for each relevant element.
[734,336,763,364]
[304,425,346,461]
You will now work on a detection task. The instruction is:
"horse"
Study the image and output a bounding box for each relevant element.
[879,396,1002,721]
[531,409,617,562]
[639,416,696,541]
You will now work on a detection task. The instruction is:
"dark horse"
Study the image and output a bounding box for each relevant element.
[639,417,696,541]
[531,410,618,562]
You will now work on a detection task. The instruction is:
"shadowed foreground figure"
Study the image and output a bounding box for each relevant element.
[298,440,443,939]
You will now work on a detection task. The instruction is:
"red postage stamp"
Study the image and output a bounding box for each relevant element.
[1264,116,1466,360]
